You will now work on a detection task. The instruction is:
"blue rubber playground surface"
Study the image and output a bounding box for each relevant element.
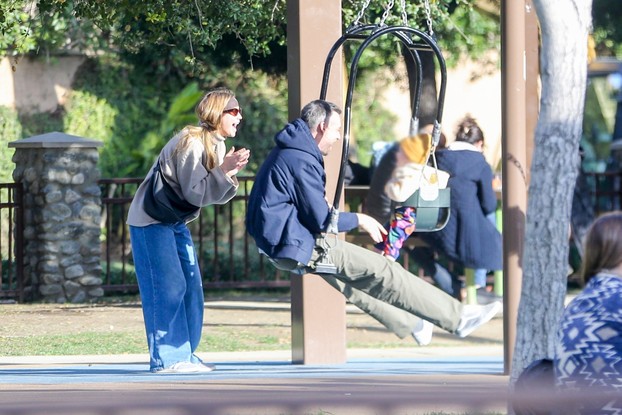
[0,354,511,415]
[0,354,504,384]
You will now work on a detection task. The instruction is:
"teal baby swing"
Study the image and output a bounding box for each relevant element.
[314,0,451,273]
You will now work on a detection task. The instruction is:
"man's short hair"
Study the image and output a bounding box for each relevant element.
[301,100,342,131]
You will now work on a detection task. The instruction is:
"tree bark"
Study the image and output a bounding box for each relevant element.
[510,0,593,384]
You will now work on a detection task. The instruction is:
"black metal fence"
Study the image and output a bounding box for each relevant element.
[584,171,622,212]
[98,176,288,297]
[0,183,24,302]
[1,171,622,302]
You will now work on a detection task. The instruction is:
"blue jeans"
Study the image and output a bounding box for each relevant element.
[474,212,498,288]
[130,223,205,372]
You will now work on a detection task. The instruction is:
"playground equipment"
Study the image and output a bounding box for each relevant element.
[314,0,450,273]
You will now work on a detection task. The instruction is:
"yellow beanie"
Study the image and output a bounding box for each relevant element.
[399,133,431,164]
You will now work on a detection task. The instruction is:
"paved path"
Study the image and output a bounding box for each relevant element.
[0,349,510,415]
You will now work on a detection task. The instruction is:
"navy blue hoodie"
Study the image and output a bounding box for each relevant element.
[246,119,359,266]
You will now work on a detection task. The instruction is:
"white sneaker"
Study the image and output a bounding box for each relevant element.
[192,355,216,371]
[200,362,216,371]
[456,301,502,338]
[411,318,434,346]
[156,361,215,374]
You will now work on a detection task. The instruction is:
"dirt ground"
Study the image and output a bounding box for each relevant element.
[0,293,504,354]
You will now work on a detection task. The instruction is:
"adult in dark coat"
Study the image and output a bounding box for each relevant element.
[420,117,502,272]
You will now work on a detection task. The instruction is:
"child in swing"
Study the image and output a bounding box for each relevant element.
[376,132,449,261]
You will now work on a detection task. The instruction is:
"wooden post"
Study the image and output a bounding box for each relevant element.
[287,0,346,364]
[500,0,539,374]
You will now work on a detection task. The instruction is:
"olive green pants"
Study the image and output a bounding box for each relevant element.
[269,238,464,337]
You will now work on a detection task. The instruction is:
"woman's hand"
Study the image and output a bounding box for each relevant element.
[356,213,387,243]
[221,146,250,177]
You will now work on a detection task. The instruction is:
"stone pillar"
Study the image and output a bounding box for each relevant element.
[9,132,104,303]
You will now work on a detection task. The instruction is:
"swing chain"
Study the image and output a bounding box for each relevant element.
[399,0,408,26]
[351,0,372,27]
[379,0,395,27]
[352,0,409,28]
[423,0,434,37]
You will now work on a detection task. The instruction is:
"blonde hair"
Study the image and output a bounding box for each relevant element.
[175,87,236,170]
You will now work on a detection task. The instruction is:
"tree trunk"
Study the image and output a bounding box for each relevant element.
[510,0,593,384]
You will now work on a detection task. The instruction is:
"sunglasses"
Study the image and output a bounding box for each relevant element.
[223,108,242,117]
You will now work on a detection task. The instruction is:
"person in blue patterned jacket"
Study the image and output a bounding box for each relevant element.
[555,211,622,414]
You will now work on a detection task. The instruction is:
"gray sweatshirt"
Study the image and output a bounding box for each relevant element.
[126,129,239,226]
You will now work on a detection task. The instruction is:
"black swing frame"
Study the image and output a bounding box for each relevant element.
[319,24,450,232]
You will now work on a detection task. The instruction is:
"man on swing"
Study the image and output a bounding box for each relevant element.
[246,100,501,346]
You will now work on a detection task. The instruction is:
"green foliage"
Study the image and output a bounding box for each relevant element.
[341,0,500,74]
[133,82,204,173]
[74,0,287,53]
[226,70,288,174]
[64,90,118,140]
[70,56,175,177]
[0,106,20,182]
[438,3,501,67]
[19,110,64,137]
[102,261,137,287]
[68,57,283,179]
[350,76,399,166]
[1,1,106,57]
[60,0,288,79]
[592,0,622,58]
[4,0,620,76]
[0,2,37,56]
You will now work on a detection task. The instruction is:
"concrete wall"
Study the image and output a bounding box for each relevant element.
[0,56,85,114]
[384,55,502,170]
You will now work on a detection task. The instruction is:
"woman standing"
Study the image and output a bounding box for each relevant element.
[418,115,502,298]
[127,87,250,373]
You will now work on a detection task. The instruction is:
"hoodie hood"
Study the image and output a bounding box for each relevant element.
[274,118,324,166]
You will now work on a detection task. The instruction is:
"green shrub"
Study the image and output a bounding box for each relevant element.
[18,110,64,138]
[227,69,289,174]
[350,75,399,166]
[101,260,137,287]
[64,90,118,143]
[0,106,21,182]
[71,56,175,178]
